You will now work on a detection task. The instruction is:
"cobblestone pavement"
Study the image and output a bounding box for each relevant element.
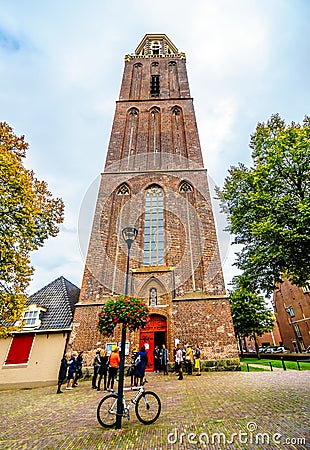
[0,371,309,450]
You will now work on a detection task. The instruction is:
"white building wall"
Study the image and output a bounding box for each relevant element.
[0,332,69,389]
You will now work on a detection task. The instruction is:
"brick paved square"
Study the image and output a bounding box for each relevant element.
[0,371,309,449]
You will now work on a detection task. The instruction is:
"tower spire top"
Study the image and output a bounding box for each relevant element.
[130,34,183,58]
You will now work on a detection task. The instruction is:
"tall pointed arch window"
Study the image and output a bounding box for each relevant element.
[144,186,164,266]
[149,107,160,154]
[130,63,142,99]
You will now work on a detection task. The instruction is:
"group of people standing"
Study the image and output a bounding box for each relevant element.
[153,345,169,374]
[152,343,201,379]
[92,344,149,392]
[57,342,200,394]
[57,351,84,393]
[175,344,201,380]
[92,346,120,392]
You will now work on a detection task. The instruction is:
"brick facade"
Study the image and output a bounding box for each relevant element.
[273,279,310,352]
[71,34,239,368]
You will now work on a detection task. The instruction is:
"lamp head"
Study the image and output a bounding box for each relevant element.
[122,226,138,248]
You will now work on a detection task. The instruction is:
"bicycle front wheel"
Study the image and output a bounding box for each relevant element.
[97,394,118,428]
[135,391,161,424]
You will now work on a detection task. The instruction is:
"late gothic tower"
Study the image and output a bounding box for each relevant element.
[71,34,238,369]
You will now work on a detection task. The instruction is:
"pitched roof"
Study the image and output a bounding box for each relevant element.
[27,276,80,330]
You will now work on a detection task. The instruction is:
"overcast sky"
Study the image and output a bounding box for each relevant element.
[1,0,309,295]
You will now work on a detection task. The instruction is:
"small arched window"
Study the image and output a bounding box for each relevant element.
[149,287,157,306]
[172,106,181,116]
[117,183,130,196]
[179,181,193,193]
[151,41,160,55]
[150,106,160,116]
[128,107,138,117]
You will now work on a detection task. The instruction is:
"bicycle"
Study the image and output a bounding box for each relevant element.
[97,379,161,428]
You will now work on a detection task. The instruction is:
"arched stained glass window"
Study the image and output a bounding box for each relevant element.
[143,186,164,266]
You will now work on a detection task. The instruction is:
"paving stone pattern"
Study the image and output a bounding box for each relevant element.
[0,371,309,449]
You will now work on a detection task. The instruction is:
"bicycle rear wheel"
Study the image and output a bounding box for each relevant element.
[97,394,118,428]
[135,391,161,424]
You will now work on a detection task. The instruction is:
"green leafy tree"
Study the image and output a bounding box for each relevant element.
[217,114,310,294]
[229,276,274,356]
[0,122,64,337]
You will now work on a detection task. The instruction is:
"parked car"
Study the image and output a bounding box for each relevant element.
[258,347,268,353]
[264,346,278,354]
[273,346,290,354]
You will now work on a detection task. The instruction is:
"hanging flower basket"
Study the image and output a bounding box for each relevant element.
[97,295,150,337]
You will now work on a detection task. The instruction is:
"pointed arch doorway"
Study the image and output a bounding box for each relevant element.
[139,314,167,372]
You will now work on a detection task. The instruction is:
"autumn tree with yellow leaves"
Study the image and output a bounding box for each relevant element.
[0,122,64,337]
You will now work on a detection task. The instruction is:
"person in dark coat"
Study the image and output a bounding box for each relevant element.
[57,353,69,394]
[129,347,139,387]
[92,348,101,390]
[97,349,109,391]
[134,345,148,385]
[73,351,84,387]
[153,345,161,373]
[160,344,169,375]
[66,351,78,390]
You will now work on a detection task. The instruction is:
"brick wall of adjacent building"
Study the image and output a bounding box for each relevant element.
[273,279,310,352]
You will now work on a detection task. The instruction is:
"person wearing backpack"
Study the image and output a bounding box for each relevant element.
[134,345,148,386]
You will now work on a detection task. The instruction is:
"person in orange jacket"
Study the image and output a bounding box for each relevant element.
[107,346,120,392]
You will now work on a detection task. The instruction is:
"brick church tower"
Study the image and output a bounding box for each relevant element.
[71,34,238,369]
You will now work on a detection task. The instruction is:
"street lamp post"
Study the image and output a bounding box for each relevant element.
[115,226,138,429]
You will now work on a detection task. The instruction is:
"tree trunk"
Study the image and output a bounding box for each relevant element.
[254,334,260,359]
[238,336,244,357]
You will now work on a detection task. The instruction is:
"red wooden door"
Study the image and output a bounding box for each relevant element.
[139,331,154,371]
[140,314,167,371]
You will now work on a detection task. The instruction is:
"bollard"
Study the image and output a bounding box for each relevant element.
[281,357,286,371]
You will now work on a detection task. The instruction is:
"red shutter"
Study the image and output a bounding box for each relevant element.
[5,334,34,364]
